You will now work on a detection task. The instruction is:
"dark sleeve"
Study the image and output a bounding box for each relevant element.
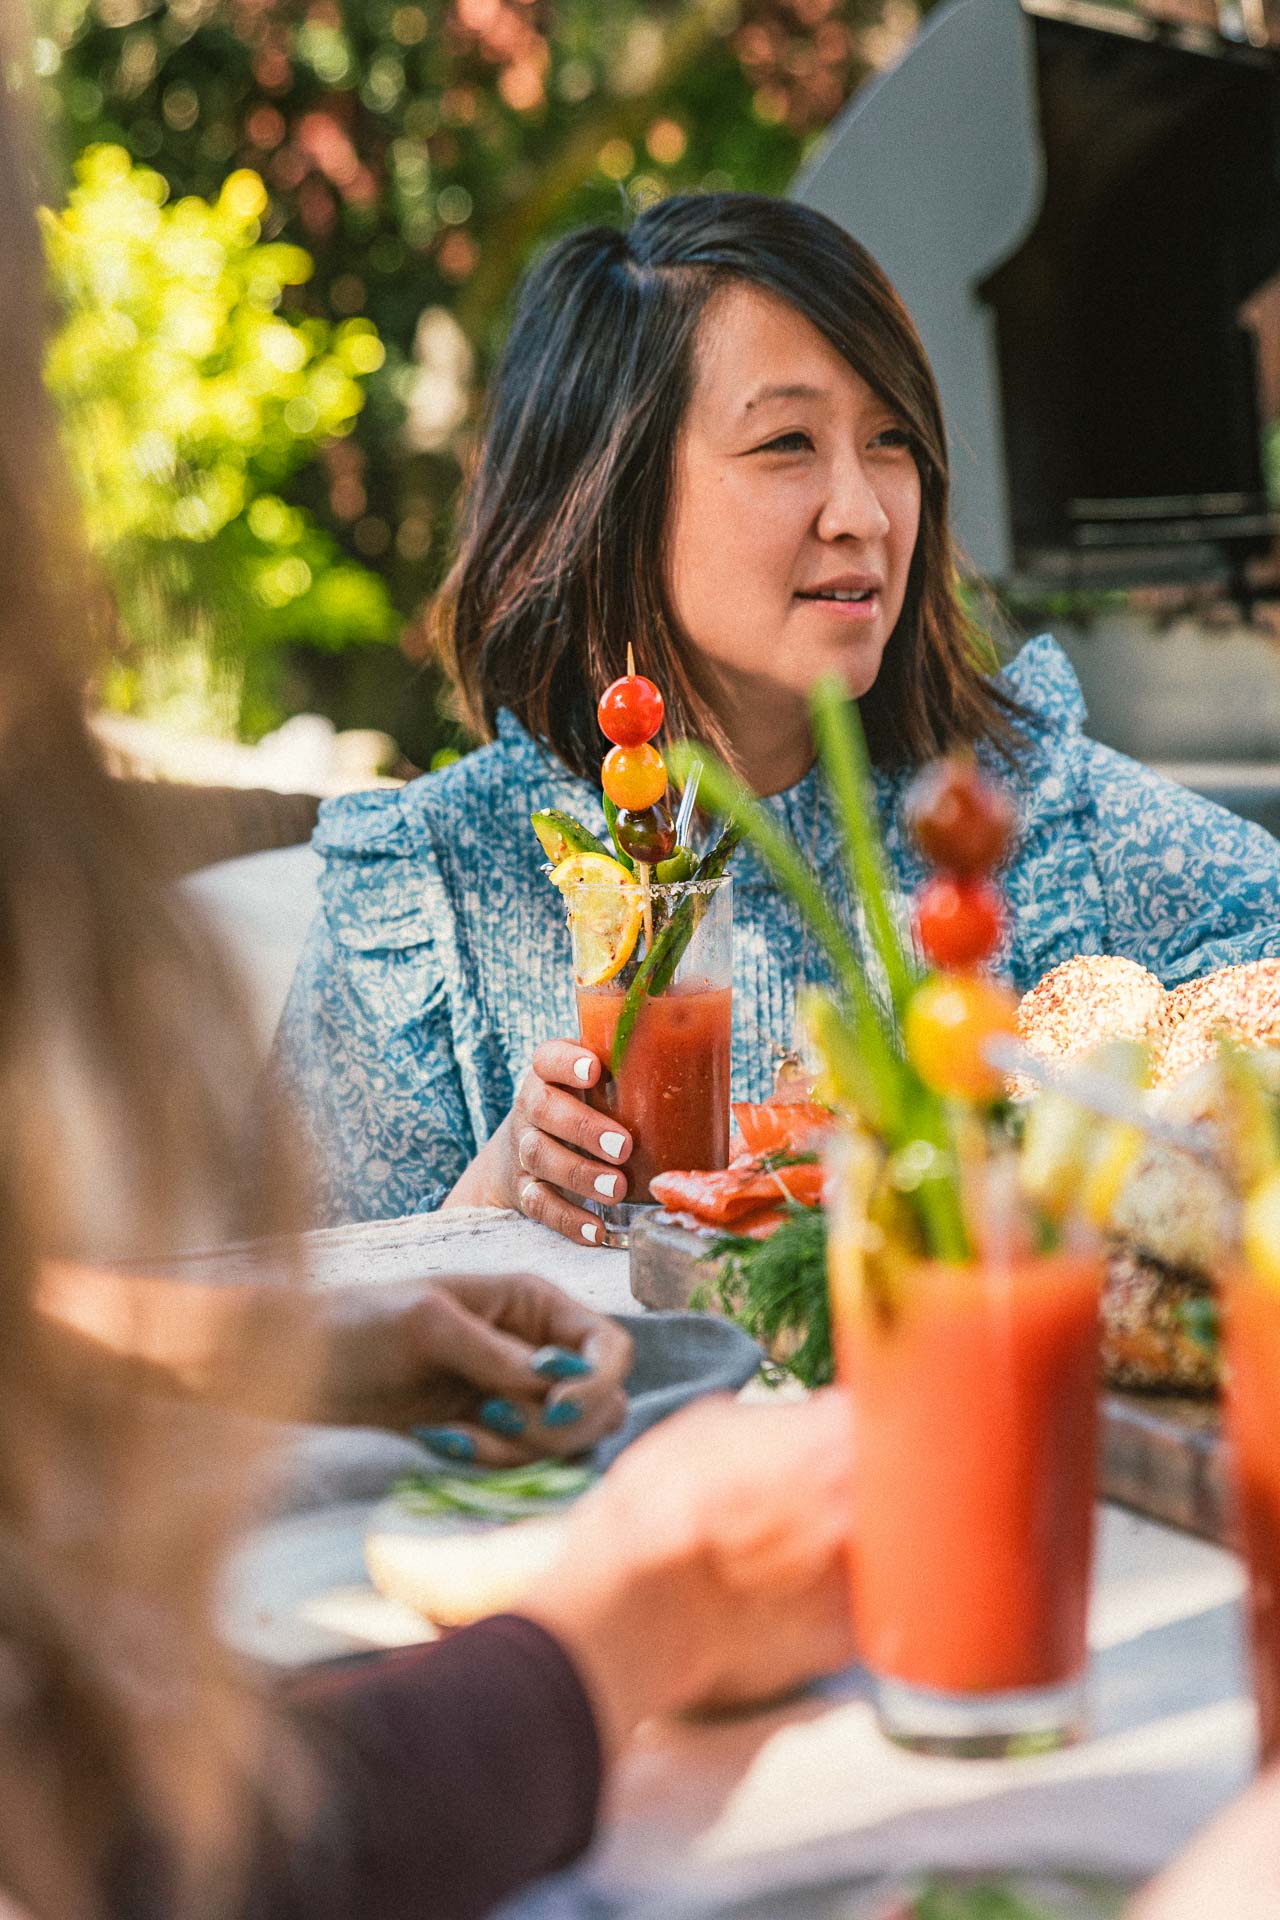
[265,1614,604,1920]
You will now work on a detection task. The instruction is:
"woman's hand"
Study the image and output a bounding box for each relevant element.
[317,1272,633,1464]
[521,1390,855,1757]
[444,1040,633,1246]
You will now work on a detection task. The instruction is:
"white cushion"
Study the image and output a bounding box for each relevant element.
[178,843,322,1061]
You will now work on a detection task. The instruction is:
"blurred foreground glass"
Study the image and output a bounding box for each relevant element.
[826,1129,1102,1756]
[1222,1262,1280,1765]
[569,876,732,1241]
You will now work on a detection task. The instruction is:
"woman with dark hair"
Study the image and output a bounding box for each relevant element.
[278,193,1280,1242]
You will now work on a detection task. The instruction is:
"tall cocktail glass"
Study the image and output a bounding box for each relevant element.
[565,875,732,1239]
[1222,1262,1280,1765]
[826,1129,1102,1756]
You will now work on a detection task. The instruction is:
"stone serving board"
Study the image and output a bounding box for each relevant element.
[629,1213,1234,1550]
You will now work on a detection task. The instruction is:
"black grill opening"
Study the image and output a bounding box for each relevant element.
[983,10,1280,586]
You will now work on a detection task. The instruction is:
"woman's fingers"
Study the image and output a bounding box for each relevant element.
[521,1075,631,1170]
[516,1174,613,1247]
[516,1123,628,1207]
[415,1385,628,1467]
[530,1039,605,1091]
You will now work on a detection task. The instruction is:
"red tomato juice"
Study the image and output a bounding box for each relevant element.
[835,1252,1101,1695]
[1224,1267,1280,1764]
[576,984,732,1202]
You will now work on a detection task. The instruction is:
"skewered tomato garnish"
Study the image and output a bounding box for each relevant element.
[914,874,1005,970]
[615,800,676,866]
[904,755,1015,876]
[598,674,665,747]
[903,971,1018,1102]
[602,742,667,812]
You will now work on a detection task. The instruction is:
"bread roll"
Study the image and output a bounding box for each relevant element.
[1012,954,1165,1097]
[1155,957,1280,1087]
[364,1502,570,1627]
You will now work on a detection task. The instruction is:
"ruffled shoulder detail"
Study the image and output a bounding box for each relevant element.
[313,785,415,858]
[997,632,1088,738]
[312,786,442,953]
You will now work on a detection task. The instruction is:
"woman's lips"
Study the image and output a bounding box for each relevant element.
[794,589,881,620]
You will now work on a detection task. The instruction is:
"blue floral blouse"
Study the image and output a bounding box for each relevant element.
[276,635,1280,1224]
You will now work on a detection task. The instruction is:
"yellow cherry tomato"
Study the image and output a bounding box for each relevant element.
[602,742,667,812]
[903,971,1019,1103]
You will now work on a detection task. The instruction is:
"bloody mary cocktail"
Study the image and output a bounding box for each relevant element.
[1223,1264,1280,1765]
[560,872,733,1235]
[577,982,732,1200]
[827,1133,1102,1755]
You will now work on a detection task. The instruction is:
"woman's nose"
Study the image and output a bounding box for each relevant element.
[815,456,892,544]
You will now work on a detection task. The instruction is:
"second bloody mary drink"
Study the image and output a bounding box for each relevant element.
[827,1132,1102,1755]
[1223,1260,1280,1766]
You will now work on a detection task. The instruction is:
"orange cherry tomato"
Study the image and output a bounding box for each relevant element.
[598,675,665,747]
[914,874,1005,971]
[602,742,667,811]
[903,971,1018,1102]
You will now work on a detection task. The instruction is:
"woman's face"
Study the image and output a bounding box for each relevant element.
[667,282,922,724]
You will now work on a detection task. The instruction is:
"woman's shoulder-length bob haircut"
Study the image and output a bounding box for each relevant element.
[432,191,1024,780]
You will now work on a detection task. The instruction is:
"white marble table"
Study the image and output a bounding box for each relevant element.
[207,1208,1254,1917]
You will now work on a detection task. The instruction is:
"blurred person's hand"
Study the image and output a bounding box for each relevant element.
[443,1040,632,1246]
[39,1262,632,1464]
[317,1271,633,1463]
[521,1390,855,1756]
[1125,1762,1280,1919]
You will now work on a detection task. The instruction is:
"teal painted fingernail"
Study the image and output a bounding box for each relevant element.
[531,1346,592,1381]
[413,1427,476,1462]
[480,1398,526,1437]
[543,1398,582,1429]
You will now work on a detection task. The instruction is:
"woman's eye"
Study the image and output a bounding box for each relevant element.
[872,426,912,451]
[755,430,813,454]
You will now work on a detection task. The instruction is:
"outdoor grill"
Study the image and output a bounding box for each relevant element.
[794,0,1280,593]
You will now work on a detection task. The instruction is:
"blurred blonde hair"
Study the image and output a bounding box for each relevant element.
[0,22,309,1918]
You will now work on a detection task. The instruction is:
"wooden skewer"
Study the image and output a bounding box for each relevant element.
[626,642,635,677]
[638,860,653,951]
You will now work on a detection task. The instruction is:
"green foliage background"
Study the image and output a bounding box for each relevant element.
[38,0,910,759]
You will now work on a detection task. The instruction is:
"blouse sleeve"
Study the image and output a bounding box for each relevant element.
[998,634,1280,988]
[273,791,476,1224]
[1073,739,1280,983]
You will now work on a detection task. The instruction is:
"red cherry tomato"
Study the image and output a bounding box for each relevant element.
[598,675,665,748]
[903,971,1018,1102]
[914,874,1005,971]
[905,756,1015,876]
[602,742,667,811]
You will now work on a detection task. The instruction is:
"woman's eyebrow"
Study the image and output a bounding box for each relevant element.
[739,381,825,415]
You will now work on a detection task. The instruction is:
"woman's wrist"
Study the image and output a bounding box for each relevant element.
[442,1123,511,1210]
[520,1555,685,1762]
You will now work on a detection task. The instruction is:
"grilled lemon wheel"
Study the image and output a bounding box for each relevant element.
[549,851,643,987]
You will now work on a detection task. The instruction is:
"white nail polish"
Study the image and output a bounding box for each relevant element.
[599,1130,626,1161]
[581,1220,601,1244]
[594,1172,619,1199]
[573,1056,594,1084]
